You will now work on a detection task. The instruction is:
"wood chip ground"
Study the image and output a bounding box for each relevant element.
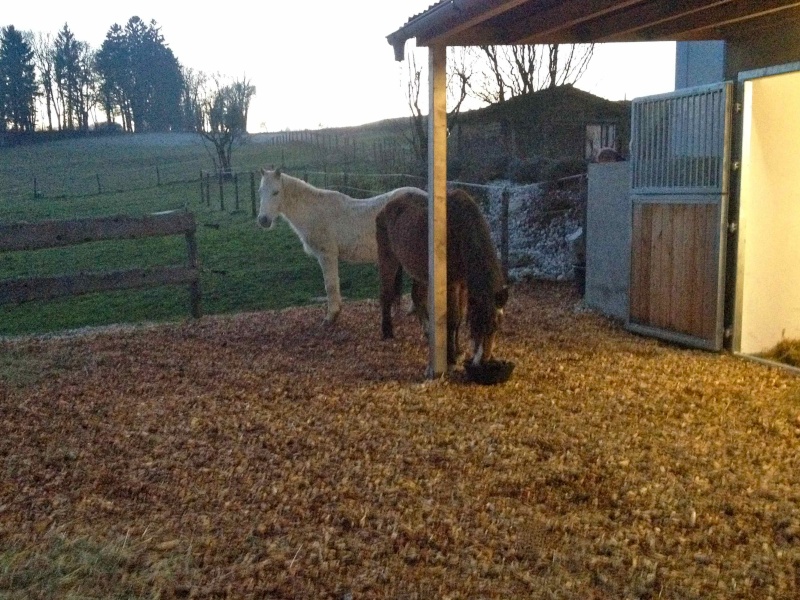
[1,281,799,599]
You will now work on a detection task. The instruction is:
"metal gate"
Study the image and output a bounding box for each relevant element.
[628,81,733,350]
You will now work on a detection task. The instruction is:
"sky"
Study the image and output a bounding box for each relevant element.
[3,1,676,133]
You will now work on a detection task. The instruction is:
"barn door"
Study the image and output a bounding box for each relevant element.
[628,82,734,350]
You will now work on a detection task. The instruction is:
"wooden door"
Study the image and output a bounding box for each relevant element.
[628,82,733,350]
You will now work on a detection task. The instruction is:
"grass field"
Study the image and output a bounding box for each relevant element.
[0,132,420,337]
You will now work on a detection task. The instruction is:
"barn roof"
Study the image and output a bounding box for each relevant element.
[387,0,800,60]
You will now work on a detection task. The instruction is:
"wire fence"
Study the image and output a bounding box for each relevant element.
[201,168,587,283]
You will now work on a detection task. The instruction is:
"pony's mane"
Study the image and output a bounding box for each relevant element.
[278,171,343,199]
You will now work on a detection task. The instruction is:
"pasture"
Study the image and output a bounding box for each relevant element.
[0,133,419,337]
[1,281,799,598]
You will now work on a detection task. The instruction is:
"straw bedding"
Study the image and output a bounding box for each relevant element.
[1,281,799,598]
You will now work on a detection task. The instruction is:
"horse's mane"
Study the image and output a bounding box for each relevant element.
[447,189,506,338]
[279,171,346,201]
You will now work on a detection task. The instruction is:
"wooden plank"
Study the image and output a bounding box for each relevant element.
[427,44,448,378]
[0,266,199,306]
[670,203,689,333]
[629,203,651,324]
[702,203,720,341]
[0,211,196,252]
[686,203,703,337]
[647,204,663,328]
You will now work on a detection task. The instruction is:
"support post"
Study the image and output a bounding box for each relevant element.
[427,44,448,378]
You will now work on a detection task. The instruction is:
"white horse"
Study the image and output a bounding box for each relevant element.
[257,168,427,324]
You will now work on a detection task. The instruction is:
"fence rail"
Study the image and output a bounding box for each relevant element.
[0,210,201,318]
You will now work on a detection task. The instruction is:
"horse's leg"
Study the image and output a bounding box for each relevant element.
[316,252,342,325]
[381,266,402,339]
[410,280,428,338]
[378,260,401,340]
[446,282,466,367]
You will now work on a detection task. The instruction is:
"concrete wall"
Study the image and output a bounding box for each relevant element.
[675,41,726,89]
[586,162,631,321]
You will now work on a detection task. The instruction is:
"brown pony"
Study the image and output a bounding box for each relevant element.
[375,188,508,368]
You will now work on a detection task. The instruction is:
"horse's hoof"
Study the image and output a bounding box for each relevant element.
[323,311,340,325]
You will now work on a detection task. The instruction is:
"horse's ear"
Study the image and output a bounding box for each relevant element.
[260,167,266,175]
[495,286,509,308]
[274,167,282,177]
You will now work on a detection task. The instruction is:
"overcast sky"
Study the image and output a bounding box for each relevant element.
[3,1,676,132]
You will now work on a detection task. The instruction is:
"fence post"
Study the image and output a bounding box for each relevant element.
[96,174,102,195]
[156,166,161,187]
[33,176,38,199]
[250,171,257,218]
[234,173,240,211]
[185,228,202,318]
[205,173,211,207]
[218,172,225,211]
[501,187,510,280]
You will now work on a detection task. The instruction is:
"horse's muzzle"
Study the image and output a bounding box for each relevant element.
[257,214,272,228]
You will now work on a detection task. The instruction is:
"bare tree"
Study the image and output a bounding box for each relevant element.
[180,66,206,132]
[404,46,475,164]
[474,45,506,104]
[198,74,256,177]
[547,43,594,88]
[474,43,595,103]
[405,51,427,163]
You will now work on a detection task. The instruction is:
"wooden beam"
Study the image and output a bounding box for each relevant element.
[427,44,448,378]
[511,0,647,44]
[0,266,199,305]
[521,0,731,43]
[632,0,800,41]
[0,211,196,252]
[416,0,531,47]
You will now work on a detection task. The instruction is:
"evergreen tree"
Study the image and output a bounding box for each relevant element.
[95,24,131,130]
[0,25,38,132]
[95,17,183,132]
[54,24,89,130]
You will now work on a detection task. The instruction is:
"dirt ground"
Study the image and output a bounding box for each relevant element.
[1,281,799,599]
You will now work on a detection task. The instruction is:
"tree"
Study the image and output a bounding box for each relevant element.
[474,43,595,103]
[94,24,130,129]
[180,66,205,132]
[54,24,91,130]
[404,46,474,165]
[0,25,38,132]
[95,17,184,132]
[198,75,256,176]
[31,32,56,131]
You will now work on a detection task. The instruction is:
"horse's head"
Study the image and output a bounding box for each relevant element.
[257,167,283,229]
[470,285,509,365]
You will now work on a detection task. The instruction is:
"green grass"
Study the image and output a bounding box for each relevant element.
[0,133,414,337]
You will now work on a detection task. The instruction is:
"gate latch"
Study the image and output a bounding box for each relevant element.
[728,221,738,234]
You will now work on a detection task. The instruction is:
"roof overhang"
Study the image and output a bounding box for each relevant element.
[388,0,800,60]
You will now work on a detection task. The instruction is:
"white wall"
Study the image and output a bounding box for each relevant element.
[738,70,800,354]
[586,162,631,321]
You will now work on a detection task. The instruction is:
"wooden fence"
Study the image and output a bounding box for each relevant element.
[0,210,201,318]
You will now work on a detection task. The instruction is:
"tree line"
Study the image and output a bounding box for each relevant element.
[0,16,255,158]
